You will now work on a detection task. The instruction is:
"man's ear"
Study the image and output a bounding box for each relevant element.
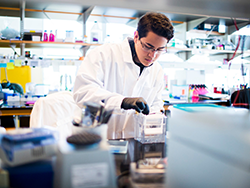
[134,31,139,43]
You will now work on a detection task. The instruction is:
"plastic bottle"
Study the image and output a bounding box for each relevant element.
[191,85,199,102]
[83,35,88,43]
[49,30,55,42]
[104,35,111,43]
[55,29,58,40]
[188,85,193,99]
[171,38,175,47]
[43,30,48,41]
[90,21,102,43]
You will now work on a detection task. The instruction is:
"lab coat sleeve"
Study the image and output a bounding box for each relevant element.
[150,67,165,112]
[30,91,82,139]
[73,45,125,110]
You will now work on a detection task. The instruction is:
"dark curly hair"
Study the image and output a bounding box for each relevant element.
[137,12,174,42]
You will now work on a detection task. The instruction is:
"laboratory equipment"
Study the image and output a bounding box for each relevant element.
[78,101,113,128]
[60,74,72,91]
[72,101,113,142]
[65,30,75,42]
[1,80,24,95]
[23,30,42,41]
[25,82,36,94]
[107,140,128,154]
[54,101,116,188]
[172,84,189,99]
[34,84,50,95]
[3,160,53,188]
[67,131,102,145]
[53,140,116,188]
[134,113,167,143]
[166,104,250,188]
[0,128,58,166]
[130,158,166,183]
[134,139,166,161]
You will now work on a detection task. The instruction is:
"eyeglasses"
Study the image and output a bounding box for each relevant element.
[139,40,167,54]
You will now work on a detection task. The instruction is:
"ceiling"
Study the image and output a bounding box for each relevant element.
[0,0,249,28]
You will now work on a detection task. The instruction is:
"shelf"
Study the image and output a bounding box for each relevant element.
[0,40,101,48]
[167,47,250,55]
[1,40,250,56]
[188,30,225,36]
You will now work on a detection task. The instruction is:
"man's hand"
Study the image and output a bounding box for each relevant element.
[121,97,149,115]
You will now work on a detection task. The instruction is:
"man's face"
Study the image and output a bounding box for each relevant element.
[134,31,168,66]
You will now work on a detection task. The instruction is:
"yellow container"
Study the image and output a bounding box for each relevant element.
[1,66,31,94]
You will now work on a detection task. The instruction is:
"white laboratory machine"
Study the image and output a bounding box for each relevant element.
[54,102,117,188]
[166,104,250,188]
[53,138,117,188]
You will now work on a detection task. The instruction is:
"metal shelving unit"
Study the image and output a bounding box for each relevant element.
[0,40,101,48]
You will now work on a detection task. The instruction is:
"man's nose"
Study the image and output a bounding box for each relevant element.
[148,50,157,58]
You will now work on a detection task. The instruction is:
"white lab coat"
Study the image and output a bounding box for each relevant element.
[30,91,82,139]
[73,38,165,139]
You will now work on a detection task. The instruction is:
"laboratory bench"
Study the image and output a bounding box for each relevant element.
[0,101,33,129]
[164,97,230,110]
[0,97,230,129]
[0,137,167,188]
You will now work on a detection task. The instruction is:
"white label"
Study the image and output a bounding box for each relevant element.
[30,60,39,67]
[71,163,108,188]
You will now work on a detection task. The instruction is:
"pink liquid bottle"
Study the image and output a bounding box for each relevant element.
[49,30,55,42]
[192,85,199,102]
[43,30,48,41]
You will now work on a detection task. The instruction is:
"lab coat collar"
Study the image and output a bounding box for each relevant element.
[122,37,134,64]
[121,37,156,76]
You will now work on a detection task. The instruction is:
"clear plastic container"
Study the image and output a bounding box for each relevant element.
[104,34,111,43]
[134,113,167,144]
[90,21,102,43]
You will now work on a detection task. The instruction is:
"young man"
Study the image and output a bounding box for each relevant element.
[73,12,174,139]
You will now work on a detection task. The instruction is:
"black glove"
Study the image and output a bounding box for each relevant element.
[121,97,149,115]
